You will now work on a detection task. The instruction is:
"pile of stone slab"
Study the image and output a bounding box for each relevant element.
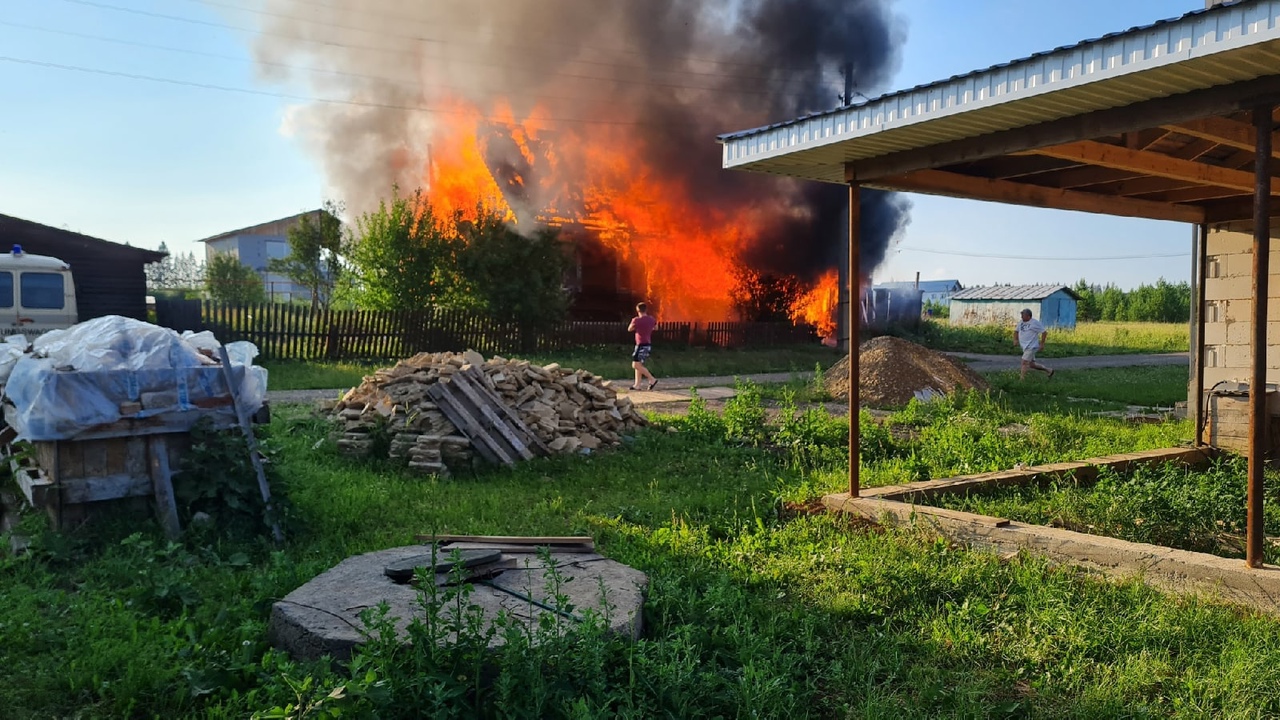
[331,351,647,475]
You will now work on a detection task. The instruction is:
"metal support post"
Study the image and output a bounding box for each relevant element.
[848,183,861,498]
[1247,104,1273,568]
[1193,223,1208,445]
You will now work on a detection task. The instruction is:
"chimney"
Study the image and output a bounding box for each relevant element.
[914,271,920,290]
[1205,0,1228,7]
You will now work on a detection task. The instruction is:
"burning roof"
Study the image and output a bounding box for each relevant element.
[252,0,912,323]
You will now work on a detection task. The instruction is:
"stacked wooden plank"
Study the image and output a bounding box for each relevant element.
[331,351,647,475]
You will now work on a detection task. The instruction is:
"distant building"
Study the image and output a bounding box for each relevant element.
[949,284,1080,329]
[874,279,962,306]
[0,213,166,321]
[198,210,332,303]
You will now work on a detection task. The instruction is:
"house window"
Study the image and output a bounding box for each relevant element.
[21,273,65,309]
[0,272,12,308]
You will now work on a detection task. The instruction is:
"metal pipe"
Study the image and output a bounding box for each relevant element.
[1193,222,1208,446]
[849,183,861,498]
[1247,103,1273,569]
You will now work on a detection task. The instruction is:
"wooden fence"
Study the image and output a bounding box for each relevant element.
[155,300,820,361]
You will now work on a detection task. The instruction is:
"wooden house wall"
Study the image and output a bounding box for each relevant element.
[0,215,164,321]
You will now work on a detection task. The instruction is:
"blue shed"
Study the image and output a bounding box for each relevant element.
[948,284,1080,329]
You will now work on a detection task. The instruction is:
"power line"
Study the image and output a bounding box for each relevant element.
[898,246,1188,261]
[0,53,683,128]
[59,0,819,98]
[271,0,815,73]
[0,19,658,107]
[189,0,787,84]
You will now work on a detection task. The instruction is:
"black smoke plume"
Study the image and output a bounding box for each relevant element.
[251,0,910,304]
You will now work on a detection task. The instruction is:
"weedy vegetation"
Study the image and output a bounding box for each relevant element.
[931,456,1280,565]
[10,360,1280,718]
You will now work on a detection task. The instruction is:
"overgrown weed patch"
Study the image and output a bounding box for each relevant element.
[930,456,1280,564]
[12,376,1280,718]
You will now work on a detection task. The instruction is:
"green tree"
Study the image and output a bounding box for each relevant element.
[456,208,570,334]
[1098,284,1127,321]
[206,253,267,305]
[1073,278,1101,322]
[344,188,462,310]
[268,203,345,311]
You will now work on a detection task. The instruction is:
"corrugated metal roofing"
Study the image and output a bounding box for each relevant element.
[719,0,1280,183]
[950,285,1079,302]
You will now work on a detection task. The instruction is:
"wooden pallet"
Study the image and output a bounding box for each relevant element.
[426,367,548,466]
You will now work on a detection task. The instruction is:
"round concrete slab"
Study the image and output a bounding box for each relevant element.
[382,548,502,583]
[269,545,648,662]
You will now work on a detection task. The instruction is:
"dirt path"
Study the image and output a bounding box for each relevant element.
[265,371,810,407]
[265,354,1187,408]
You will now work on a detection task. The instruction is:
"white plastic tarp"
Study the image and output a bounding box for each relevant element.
[3,316,268,441]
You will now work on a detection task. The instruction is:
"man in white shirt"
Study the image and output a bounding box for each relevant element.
[1015,309,1055,380]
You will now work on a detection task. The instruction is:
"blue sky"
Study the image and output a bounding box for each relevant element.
[0,0,1198,289]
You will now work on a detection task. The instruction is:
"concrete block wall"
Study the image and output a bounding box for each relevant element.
[1199,228,1280,452]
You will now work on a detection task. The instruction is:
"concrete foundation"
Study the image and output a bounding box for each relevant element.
[269,545,648,662]
[826,447,1280,614]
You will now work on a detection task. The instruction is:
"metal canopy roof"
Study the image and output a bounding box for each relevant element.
[950,284,1081,302]
[719,0,1280,230]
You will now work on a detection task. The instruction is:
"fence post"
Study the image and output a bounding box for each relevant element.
[325,322,340,360]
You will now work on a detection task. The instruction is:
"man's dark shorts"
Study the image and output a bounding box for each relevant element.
[632,344,652,363]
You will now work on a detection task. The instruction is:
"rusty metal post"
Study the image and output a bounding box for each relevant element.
[1247,104,1273,568]
[1193,223,1208,446]
[849,183,861,498]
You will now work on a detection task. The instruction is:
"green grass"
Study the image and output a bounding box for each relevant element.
[895,320,1189,357]
[263,345,839,391]
[985,364,1190,412]
[929,456,1280,564]
[9,370,1274,718]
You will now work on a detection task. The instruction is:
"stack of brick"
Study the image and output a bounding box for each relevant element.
[331,351,647,475]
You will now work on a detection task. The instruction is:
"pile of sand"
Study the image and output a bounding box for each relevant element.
[824,336,989,408]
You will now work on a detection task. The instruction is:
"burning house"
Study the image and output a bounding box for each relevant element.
[250,0,910,327]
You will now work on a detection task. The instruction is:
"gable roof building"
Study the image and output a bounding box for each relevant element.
[198,210,333,302]
[949,284,1081,302]
[949,284,1081,328]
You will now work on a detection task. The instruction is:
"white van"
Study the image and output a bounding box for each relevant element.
[0,246,77,337]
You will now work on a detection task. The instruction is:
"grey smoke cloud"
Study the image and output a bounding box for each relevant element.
[252,0,910,293]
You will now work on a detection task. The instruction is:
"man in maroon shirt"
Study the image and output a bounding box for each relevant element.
[627,302,658,390]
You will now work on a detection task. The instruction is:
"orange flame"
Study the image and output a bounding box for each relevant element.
[424,99,515,225]
[417,99,773,320]
[790,270,839,338]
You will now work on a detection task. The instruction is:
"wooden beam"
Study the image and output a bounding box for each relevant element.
[870,169,1204,223]
[1031,141,1280,194]
[955,156,1080,181]
[1077,175,1202,197]
[1167,137,1219,161]
[1205,195,1280,223]
[1124,128,1171,150]
[1133,186,1247,204]
[849,75,1280,181]
[1162,116,1278,156]
[1030,166,1144,189]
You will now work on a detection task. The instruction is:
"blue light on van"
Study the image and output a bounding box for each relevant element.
[11,245,21,256]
